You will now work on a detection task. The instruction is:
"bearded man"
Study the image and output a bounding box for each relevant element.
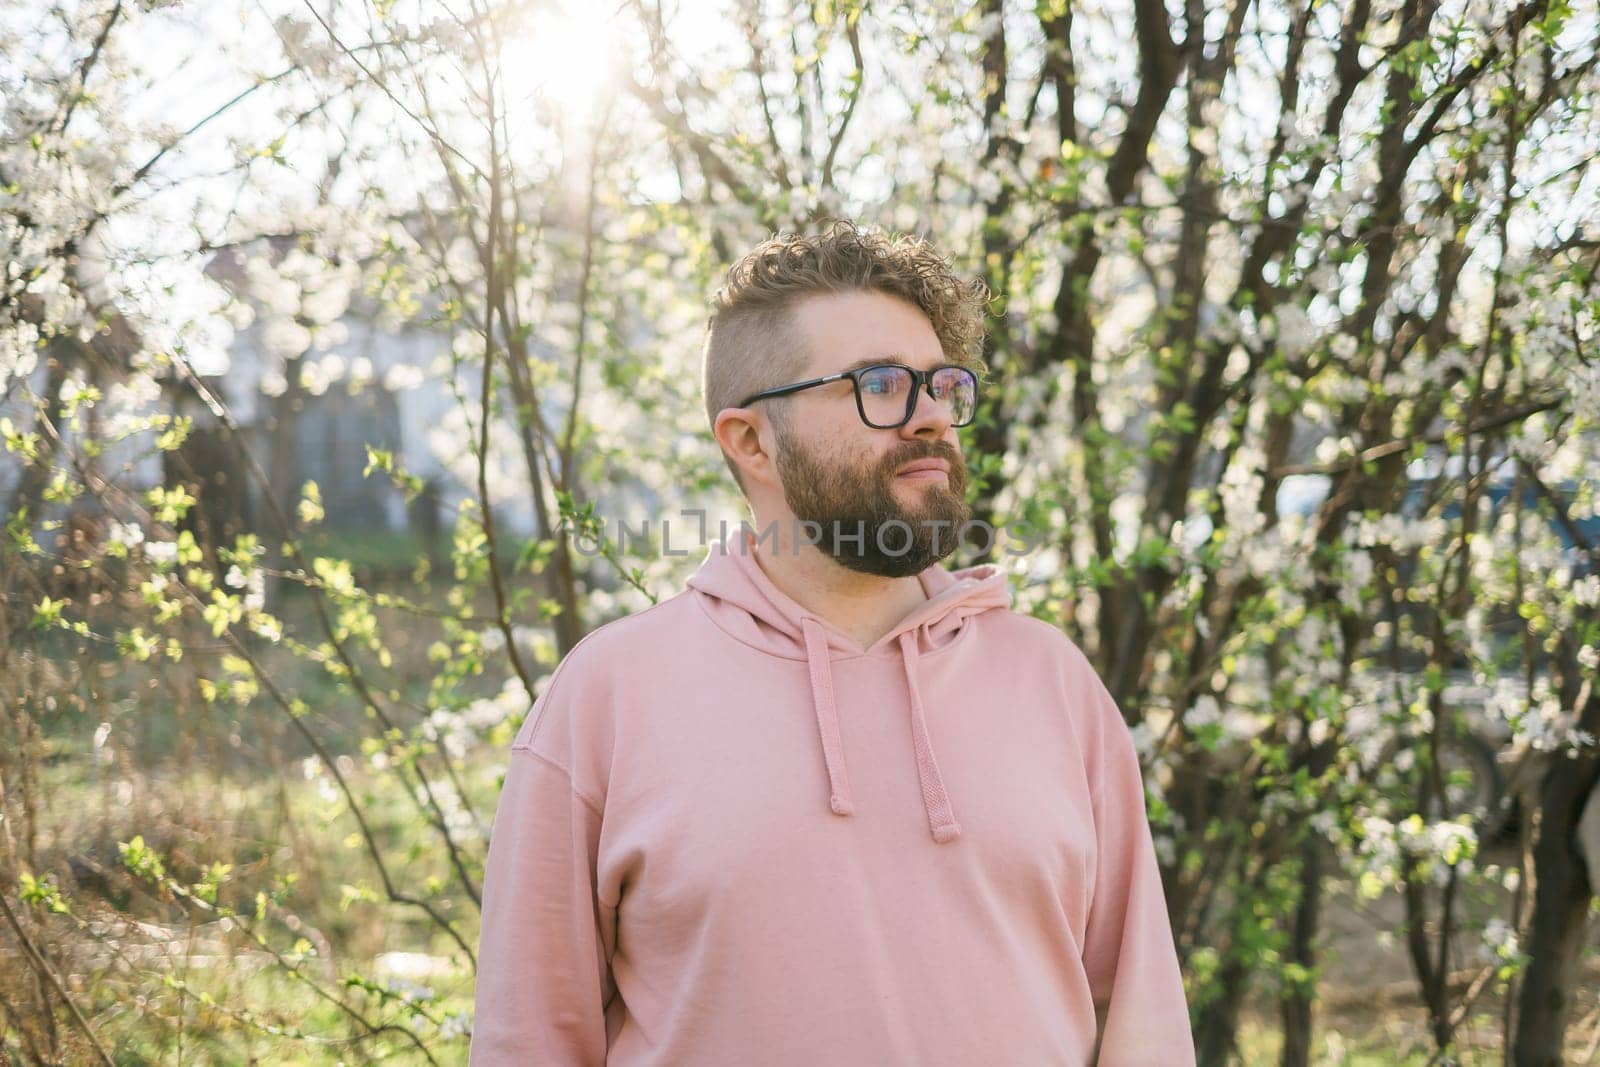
[470,220,1195,1066]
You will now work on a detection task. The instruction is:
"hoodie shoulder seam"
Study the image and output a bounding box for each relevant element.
[508,744,605,819]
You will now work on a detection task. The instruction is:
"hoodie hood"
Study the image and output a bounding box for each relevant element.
[684,527,1012,844]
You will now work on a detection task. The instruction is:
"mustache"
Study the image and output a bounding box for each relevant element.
[879,440,965,472]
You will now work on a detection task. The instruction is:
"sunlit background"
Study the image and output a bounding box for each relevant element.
[5,0,1600,1062]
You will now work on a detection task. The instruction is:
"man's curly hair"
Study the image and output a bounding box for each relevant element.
[702,219,990,491]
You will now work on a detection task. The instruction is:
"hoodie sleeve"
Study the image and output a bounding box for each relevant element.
[469,743,616,1065]
[1077,668,1195,1066]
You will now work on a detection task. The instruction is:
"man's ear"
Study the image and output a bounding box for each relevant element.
[713,407,776,488]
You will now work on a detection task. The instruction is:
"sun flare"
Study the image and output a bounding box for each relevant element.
[503,0,627,118]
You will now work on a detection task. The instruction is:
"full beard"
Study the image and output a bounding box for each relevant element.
[775,424,972,578]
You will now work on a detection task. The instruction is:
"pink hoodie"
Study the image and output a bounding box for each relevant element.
[470,529,1194,1065]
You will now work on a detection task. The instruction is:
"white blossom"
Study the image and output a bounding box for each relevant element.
[1185,695,1221,729]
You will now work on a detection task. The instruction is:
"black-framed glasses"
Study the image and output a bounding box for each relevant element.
[737,362,979,429]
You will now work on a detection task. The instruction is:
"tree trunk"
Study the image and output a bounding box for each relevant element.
[1279,839,1324,1067]
[1193,949,1252,1066]
[1511,749,1599,1065]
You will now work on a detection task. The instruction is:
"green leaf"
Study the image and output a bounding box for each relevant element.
[30,595,64,631]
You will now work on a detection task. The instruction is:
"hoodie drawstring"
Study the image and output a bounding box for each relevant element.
[797,616,962,845]
[897,631,963,844]
[801,617,855,817]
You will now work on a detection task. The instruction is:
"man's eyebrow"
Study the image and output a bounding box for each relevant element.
[837,354,947,373]
[837,356,895,373]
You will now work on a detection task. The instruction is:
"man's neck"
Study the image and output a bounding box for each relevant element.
[747,528,929,652]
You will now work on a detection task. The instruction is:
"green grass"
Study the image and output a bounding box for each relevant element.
[6,576,521,1064]
[8,747,491,1064]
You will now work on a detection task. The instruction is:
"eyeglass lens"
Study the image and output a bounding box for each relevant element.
[857,365,977,427]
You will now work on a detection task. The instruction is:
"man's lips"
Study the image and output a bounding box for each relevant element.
[896,459,951,481]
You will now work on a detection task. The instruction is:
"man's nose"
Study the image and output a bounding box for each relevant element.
[901,380,957,438]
